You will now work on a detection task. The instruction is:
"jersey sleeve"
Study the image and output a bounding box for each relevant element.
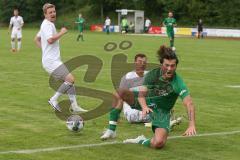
[36,31,41,37]
[119,75,128,89]
[41,23,54,40]
[10,18,13,25]
[173,18,177,25]
[163,18,166,25]
[175,75,189,100]
[20,17,24,24]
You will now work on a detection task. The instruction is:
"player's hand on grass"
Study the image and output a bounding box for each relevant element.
[60,27,68,34]
[182,125,197,136]
[142,107,153,117]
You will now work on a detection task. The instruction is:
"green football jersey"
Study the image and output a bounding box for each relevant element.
[76,17,85,31]
[163,17,176,33]
[143,68,189,111]
[121,19,128,27]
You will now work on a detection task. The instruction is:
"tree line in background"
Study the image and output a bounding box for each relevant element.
[0,0,240,28]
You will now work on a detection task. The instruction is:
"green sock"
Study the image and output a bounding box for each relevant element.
[108,108,121,131]
[138,139,151,147]
[77,35,80,41]
[81,34,84,41]
[170,39,174,47]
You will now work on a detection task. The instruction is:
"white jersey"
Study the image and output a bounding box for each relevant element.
[121,70,151,123]
[39,19,61,68]
[105,18,111,26]
[10,16,24,31]
[119,70,148,89]
[145,19,151,27]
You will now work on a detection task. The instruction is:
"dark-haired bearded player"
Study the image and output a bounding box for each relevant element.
[123,45,197,149]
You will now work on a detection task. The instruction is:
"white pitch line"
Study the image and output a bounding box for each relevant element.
[0,130,239,154]
[225,85,240,88]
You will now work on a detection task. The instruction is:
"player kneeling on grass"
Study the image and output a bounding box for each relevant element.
[101,45,197,149]
[101,54,148,140]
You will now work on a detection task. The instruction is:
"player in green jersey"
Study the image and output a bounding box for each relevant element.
[163,11,177,49]
[123,45,196,149]
[101,45,196,148]
[75,13,85,41]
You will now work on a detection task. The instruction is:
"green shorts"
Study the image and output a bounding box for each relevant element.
[78,27,83,32]
[149,105,170,133]
[167,31,174,39]
[131,90,171,132]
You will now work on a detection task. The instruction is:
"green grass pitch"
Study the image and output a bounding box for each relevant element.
[0,28,240,160]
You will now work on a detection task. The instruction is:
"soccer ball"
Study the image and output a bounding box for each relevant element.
[66,115,84,132]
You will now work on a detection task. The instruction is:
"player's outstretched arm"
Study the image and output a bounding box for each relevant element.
[182,95,197,136]
[47,27,68,44]
[34,34,41,48]
[20,22,24,29]
[137,86,153,117]
[8,23,12,34]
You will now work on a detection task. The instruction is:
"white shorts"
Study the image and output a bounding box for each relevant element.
[11,29,22,39]
[43,60,70,80]
[123,102,151,123]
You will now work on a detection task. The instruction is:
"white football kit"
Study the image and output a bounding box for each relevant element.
[105,18,111,26]
[10,16,24,39]
[120,71,151,123]
[38,19,69,79]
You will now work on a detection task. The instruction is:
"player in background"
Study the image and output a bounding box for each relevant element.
[163,11,177,50]
[121,17,128,34]
[104,16,111,34]
[144,17,151,33]
[75,13,85,41]
[123,45,196,149]
[34,3,87,113]
[197,19,203,39]
[8,9,24,52]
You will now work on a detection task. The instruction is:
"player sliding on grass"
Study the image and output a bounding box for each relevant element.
[34,3,87,113]
[102,45,196,149]
[163,11,177,50]
[119,54,182,126]
[101,50,186,140]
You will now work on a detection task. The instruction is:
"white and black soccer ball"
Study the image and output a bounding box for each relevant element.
[66,115,84,132]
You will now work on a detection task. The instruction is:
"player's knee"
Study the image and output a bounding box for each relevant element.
[116,89,126,99]
[152,138,166,149]
[65,74,75,83]
[113,92,121,100]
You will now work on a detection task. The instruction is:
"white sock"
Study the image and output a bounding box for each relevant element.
[11,41,15,49]
[67,85,78,107]
[17,41,21,50]
[51,81,72,101]
[50,92,62,101]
